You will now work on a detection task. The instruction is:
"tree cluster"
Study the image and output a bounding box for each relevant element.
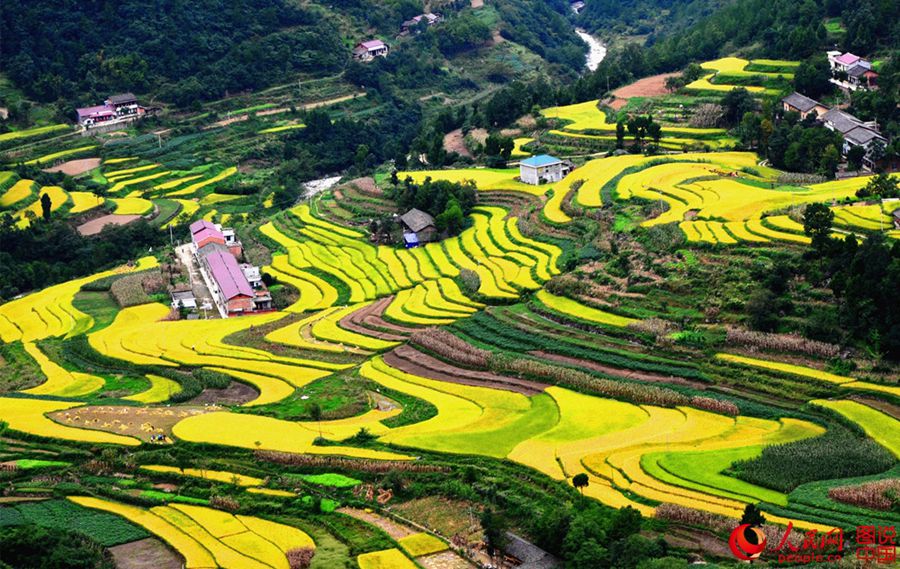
[389,176,477,235]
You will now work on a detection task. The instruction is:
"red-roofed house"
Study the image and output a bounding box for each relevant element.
[198,244,255,315]
[353,40,389,61]
[190,219,226,249]
[76,93,145,128]
[828,51,878,91]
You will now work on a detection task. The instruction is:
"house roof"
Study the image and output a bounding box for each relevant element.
[893,208,900,219]
[400,208,435,232]
[847,64,869,78]
[844,125,885,146]
[204,247,254,300]
[76,105,115,119]
[358,40,386,50]
[403,232,419,244]
[520,154,562,168]
[835,53,861,66]
[823,109,863,134]
[107,93,137,105]
[782,92,821,113]
[503,532,561,569]
[190,219,217,235]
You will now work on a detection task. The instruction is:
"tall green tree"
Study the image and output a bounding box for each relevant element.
[39,192,51,221]
[803,202,834,250]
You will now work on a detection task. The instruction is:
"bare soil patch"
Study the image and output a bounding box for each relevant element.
[348,176,381,196]
[342,298,408,342]
[420,551,476,569]
[338,507,415,539]
[189,382,259,406]
[850,396,900,420]
[391,497,480,538]
[43,157,101,176]
[468,128,488,145]
[386,345,546,395]
[443,129,473,158]
[109,537,183,569]
[77,214,141,236]
[613,72,679,100]
[47,405,217,442]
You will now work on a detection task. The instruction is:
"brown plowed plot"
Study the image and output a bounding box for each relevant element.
[109,537,183,569]
[386,345,546,396]
[338,507,415,539]
[355,296,418,336]
[348,176,381,196]
[188,382,259,406]
[43,157,101,176]
[47,405,218,442]
[77,214,141,236]
[850,396,900,420]
[530,351,706,388]
[420,551,476,569]
[341,297,409,341]
[610,72,679,110]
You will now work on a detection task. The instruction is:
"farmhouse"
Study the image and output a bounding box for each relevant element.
[400,13,442,34]
[400,208,437,243]
[353,40,389,61]
[822,108,886,169]
[519,155,571,185]
[827,51,879,91]
[893,208,900,229]
[189,220,269,316]
[781,92,829,120]
[170,289,197,311]
[76,93,145,128]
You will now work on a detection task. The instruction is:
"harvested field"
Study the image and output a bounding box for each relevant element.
[342,297,409,341]
[348,176,381,196]
[46,405,217,442]
[419,550,476,569]
[43,157,101,176]
[613,72,679,99]
[385,345,546,396]
[108,537,183,569]
[77,214,141,236]
[531,351,707,388]
[188,382,260,406]
[338,507,415,539]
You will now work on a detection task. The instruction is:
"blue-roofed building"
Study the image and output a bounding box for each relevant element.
[519,154,571,185]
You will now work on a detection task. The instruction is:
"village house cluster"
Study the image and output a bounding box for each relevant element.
[827,51,879,91]
[189,220,272,317]
[76,93,145,130]
[353,12,442,62]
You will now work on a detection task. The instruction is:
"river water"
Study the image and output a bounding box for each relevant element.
[575,28,607,72]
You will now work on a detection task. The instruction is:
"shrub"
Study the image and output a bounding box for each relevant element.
[724,326,839,358]
[410,327,491,368]
[209,495,239,511]
[287,547,315,569]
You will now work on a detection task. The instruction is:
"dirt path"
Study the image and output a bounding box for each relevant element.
[338,507,415,539]
[77,214,141,236]
[341,298,408,341]
[43,157,101,176]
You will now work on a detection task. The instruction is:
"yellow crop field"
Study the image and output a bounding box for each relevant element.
[512,137,534,157]
[110,197,154,215]
[22,342,104,397]
[108,171,172,193]
[25,145,97,166]
[399,168,547,196]
[536,290,636,327]
[200,193,243,205]
[16,185,68,227]
[542,99,607,130]
[151,174,204,192]
[68,191,105,214]
[716,353,853,384]
[68,497,217,568]
[0,398,139,445]
[259,123,306,134]
[812,400,899,457]
[141,465,265,486]
[398,533,448,557]
[208,367,296,406]
[358,549,418,569]
[311,302,399,350]
[172,408,413,460]
[246,487,295,497]
[104,157,137,165]
[171,503,249,538]
[167,166,238,196]
[0,256,157,343]
[0,179,35,207]
[0,124,69,143]
[237,515,315,552]
[106,164,160,179]
[744,218,811,244]
[124,374,182,403]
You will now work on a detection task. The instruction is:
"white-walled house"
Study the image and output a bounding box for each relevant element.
[519,155,571,185]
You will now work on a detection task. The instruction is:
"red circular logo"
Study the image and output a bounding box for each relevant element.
[729,524,767,561]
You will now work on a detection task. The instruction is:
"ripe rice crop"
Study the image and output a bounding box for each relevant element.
[397,533,448,557]
[15,185,68,227]
[21,341,104,397]
[811,400,899,458]
[0,124,69,143]
[716,353,853,384]
[535,290,636,327]
[0,397,139,445]
[0,179,35,207]
[358,548,418,569]
[68,191,105,214]
[105,164,160,179]
[311,302,399,350]
[109,197,153,215]
[124,374,182,403]
[140,465,264,486]
[167,166,238,197]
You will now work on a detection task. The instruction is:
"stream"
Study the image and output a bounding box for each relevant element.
[575,28,607,72]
